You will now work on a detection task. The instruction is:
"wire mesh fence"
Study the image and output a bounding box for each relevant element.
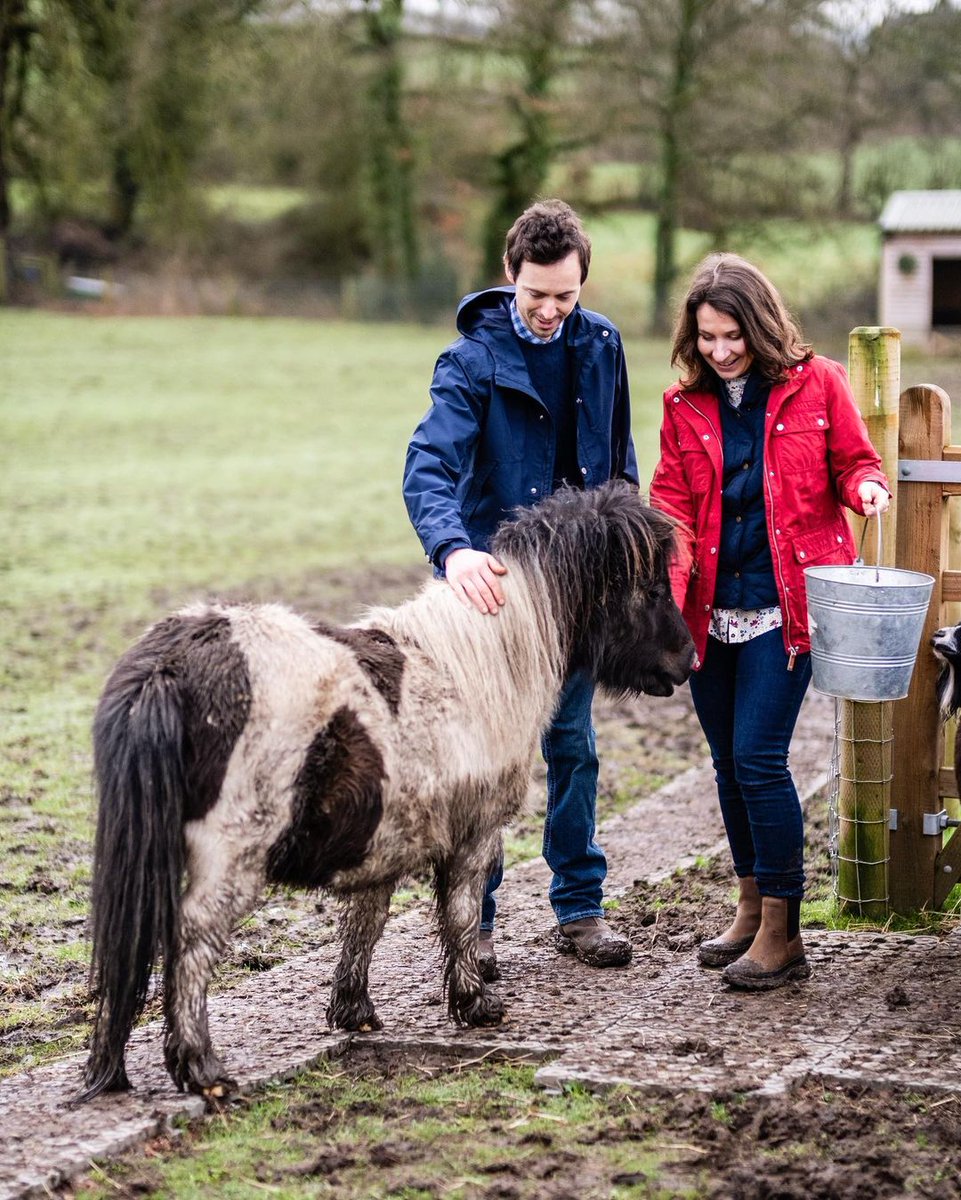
[828,698,892,916]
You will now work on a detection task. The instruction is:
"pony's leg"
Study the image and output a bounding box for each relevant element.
[326,883,392,1031]
[436,833,505,1027]
[164,862,262,1095]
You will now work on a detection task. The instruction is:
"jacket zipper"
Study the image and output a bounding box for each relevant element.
[763,389,801,668]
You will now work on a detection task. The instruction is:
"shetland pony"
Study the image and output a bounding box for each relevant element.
[78,481,694,1101]
[932,622,961,723]
[933,624,961,813]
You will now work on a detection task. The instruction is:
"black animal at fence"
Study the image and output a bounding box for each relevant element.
[933,622,961,797]
[77,481,694,1102]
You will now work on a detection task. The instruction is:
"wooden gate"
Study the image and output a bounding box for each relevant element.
[890,381,961,911]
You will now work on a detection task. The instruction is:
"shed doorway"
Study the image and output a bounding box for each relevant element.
[932,257,961,326]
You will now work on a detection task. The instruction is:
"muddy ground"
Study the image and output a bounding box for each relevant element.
[2,563,961,1198]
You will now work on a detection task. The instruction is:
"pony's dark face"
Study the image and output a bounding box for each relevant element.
[932,623,961,719]
[579,544,695,698]
[493,480,696,697]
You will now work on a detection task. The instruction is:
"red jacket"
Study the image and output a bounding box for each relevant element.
[649,355,888,664]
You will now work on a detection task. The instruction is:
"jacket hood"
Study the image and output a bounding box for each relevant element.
[455,286,515,337]
[454,285,604,350]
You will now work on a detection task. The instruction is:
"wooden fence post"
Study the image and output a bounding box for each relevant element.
[890,385,951,912]
[848,327,901,552]
[836,329,901,917]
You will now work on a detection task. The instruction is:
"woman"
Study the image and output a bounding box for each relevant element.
[650,253,889,990]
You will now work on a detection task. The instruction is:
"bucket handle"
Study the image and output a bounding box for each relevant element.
[855,513,882,583]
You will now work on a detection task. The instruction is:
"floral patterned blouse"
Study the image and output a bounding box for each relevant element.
[709,606,783,644]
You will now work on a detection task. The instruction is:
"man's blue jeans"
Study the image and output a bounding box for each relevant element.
[688,629,812,899]
[480,670,606,930]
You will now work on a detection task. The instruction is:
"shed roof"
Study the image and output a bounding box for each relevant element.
[879,190,961,233]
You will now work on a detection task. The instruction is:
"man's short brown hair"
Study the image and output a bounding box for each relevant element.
[504,199,591,283]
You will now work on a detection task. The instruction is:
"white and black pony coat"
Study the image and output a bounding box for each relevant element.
[933,621,961,796]
[79,481,694,1101]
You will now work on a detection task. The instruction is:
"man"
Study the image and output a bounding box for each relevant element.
[403,199,637,978]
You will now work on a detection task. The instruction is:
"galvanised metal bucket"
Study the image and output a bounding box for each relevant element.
[804,561,935,701]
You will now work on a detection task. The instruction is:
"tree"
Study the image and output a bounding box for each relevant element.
[868,1,961,139]
[606,0,822,333]
[0,0,30,298]
[473,0,580,282]
[361,0,421,283]
[73,0,265,239]
[816,0,900,218]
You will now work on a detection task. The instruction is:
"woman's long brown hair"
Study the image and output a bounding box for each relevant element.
[672,253,813,390]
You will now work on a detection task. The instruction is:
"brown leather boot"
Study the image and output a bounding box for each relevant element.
[554,917,632,967]
[697,875,762,968]
[722,895,811,990]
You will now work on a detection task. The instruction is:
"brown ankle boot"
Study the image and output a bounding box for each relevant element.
[722,896,811,990]
[697,875,761,968]
[555,917,632,967]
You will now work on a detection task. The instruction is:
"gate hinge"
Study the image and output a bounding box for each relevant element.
[922,810,961,835]
[889,809,899,831]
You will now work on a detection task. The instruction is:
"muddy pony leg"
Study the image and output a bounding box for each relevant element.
[435,834,505,1027]
[326,883,392,1031]
[164,864,262,1095]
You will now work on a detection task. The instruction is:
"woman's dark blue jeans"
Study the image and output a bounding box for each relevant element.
[688,629,812,899]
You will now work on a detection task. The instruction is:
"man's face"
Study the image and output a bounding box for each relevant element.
[506,251,583,340]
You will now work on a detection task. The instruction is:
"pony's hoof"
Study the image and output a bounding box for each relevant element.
[327,1001,384,1032]
[186,1070,236,1097]
[457,991,506,1027]
[200,1078,236,1099]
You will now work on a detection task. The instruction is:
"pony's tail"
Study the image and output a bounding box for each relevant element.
[75,655,188,1103]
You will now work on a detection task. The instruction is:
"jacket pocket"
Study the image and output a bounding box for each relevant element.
[677,426,714,495]
[792,522,849,567]
[461,460,497,524]
[770,403,831,473]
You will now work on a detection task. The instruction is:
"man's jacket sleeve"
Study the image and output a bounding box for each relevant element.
[403,348,484,567]
[614,339,639,485]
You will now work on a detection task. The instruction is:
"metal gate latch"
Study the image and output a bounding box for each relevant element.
[922,810,961,835]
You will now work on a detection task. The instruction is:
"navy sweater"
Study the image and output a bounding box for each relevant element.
[520,336,581,490]
[714,373,779,609]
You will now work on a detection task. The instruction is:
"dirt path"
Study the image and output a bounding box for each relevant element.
[7,685,961,1199]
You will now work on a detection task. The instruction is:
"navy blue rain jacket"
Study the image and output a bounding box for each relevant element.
[404,286,639,568]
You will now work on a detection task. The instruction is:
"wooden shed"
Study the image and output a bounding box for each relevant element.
[879,189,961,347]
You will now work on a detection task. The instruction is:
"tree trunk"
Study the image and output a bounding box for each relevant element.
[481,106,551,283]
[107,139,140,240]
[364,0,420,284]
[0,0,29,304]
[650,0,697,336]
[835,59,862,219]
[481,0,571,283]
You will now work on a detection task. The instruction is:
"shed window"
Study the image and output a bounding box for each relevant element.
[932,258,961,326]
